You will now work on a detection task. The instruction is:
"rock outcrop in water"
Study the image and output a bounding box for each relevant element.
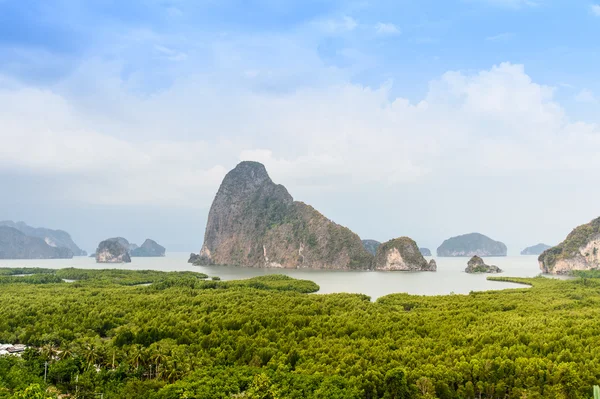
[437,233,507,257]
[419,247,432,256]
[372,237,436,271]
[521,243,551,255]
[131,239,166,257]
[0,220,86,256]
[191,161,373,269]
[95,238,132,263]
[465,256,502,273]
[539,217,600,274]
[106,237,139,252]
[361,240,381,256]
[0,226,74,259]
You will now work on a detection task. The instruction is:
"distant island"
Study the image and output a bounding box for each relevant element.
[96,238,132,263]
[539,216,600,274]
[131,239,166,257]
[190,161,373,269]
[361,239,380,256]
[373,237,436,271]
[0,221,85,259]
[95,237,166,262]
[419,247,432,256]
[0,226,74,259]
[465,256,502,274]
[437,233,507,257]
[521,243,551,255]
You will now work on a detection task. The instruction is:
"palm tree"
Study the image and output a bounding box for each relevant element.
[128,345,143,372]
[57,345,74,361]
[40,344,58,360]
[151,350,167,380]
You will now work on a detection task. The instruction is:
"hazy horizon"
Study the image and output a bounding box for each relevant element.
[2,1,599,254]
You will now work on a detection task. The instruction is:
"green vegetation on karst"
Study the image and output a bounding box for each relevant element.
[539,216,600,270]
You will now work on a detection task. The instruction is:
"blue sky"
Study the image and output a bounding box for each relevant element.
[2,0,599,99]
[1,0,600,253]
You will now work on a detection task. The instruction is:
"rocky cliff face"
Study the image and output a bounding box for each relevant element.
[521,243,551,255]
[465,256,502,273]
[95,239,131,263]
[131,239,166,257]
[372,237,436,271]
[437,233,507,257]
[193,161,373,269]
[0,221,86,256]
[361,240,381,256]
[539,217,600,274]
[0,226,74,259]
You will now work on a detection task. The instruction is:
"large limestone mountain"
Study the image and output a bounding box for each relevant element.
[0,226,74,259]
[192,161,373,269]
[539,217,600,274]
[437,233,507,257]
[0,221,86,256]
[372,237,436,271]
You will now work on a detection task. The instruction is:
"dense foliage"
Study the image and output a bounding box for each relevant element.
[1,269,600,398]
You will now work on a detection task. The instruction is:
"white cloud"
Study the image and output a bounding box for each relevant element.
[486,32,515,41]
[314,16,358,33]
[591,4,600,16]
[154,45,188,62]
[468,0,540,8]
[375,22,401,35]
[575,88,598,103]
[1,62,599,209]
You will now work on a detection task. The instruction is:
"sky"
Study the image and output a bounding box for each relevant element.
[1,0,600,254]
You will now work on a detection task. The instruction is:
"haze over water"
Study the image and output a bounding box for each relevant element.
[0,253,557,300]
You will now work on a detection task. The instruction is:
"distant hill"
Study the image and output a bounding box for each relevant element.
[419,248,432,256]
[0,220,86,256]
[361,240,381,256]
[521,243,551,255]
[437,233,507,257]
[131,239,166,257]
[0,226,74,259]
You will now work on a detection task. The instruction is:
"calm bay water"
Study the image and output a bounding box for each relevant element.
[0,252,564,300]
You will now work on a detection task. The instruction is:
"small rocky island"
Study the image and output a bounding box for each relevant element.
[361,240,381,256]
[520,243,551,255]
[419,247,432,256]
[437,233,507,257]
[465,256,502,274]
[372,237,436,271]
[95,238,132,263]
[190,161,373,269]
[539,216,600,274]
[0,226,74,259]
[131,239,166,257]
